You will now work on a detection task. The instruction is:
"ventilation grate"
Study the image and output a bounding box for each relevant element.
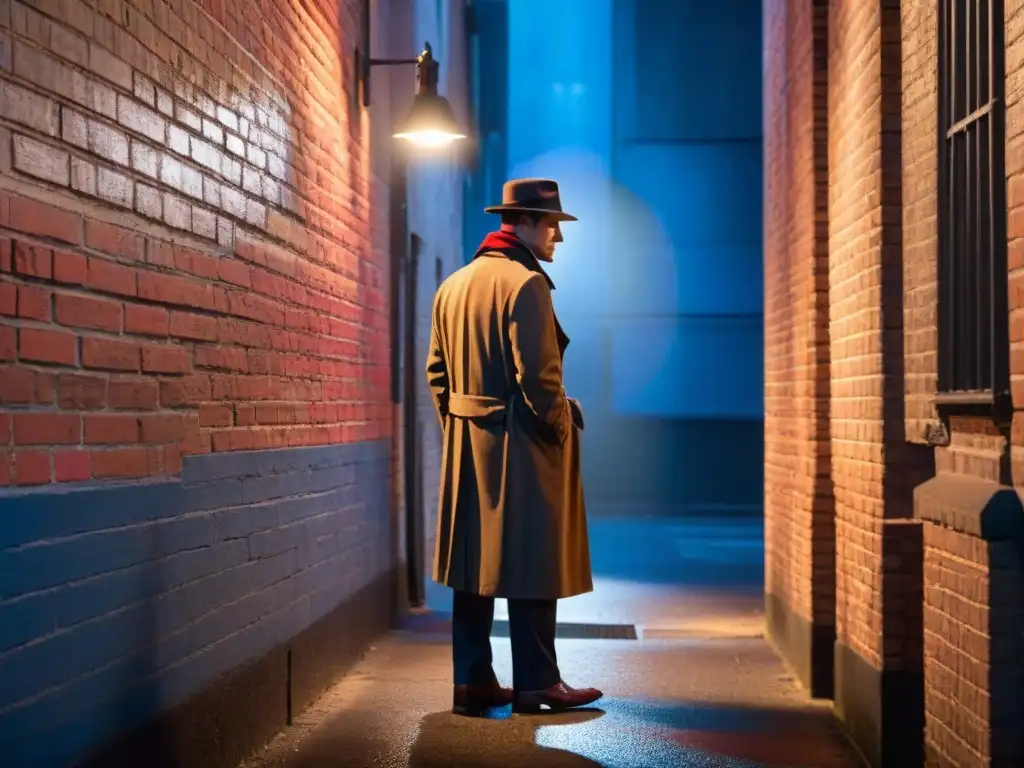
[491,621,638,640]
[642,627,764,640]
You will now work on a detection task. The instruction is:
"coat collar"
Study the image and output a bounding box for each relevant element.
[472,230,556,290]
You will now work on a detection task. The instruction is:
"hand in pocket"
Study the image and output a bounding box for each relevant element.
[568,397,584,431]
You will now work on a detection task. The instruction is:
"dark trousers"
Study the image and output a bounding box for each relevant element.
[452,590,561,691]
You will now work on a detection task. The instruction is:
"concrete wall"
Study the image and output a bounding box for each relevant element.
[507,0,764,517]
[0,0,469,765]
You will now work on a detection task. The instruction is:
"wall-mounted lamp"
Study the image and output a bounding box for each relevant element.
[354,5,467,148]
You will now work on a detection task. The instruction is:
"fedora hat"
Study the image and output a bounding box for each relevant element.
[484,178,578,222]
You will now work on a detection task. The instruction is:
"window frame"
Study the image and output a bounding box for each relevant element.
[935,0,1011,422]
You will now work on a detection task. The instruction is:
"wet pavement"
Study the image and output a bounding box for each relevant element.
[239,518,865,768]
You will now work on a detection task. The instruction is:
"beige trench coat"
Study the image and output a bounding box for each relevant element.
[425,245,593,601]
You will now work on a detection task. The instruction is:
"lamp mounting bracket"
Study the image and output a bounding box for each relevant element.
[354,0,433,108]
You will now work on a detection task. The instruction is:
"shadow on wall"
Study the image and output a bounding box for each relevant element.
[0,505,175,763]
[0,444,393,768]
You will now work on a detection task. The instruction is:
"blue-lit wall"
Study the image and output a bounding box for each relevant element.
[507,0,764,515]
[462,0,509,256]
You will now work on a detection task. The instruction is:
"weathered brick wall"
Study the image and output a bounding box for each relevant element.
[770,0,1024,762]
[0,0,389,485]
[903,0,1024,765]
[829,0,893,671]
[922,522,1024,767]
[0,0,469,764]
[0,442,392,766]
[762,0,834,695]
[901,0,938,445]
[827,3,928,763]
[1008,0,1024,479]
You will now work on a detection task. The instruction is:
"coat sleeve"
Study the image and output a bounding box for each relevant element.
[425,294,449,425]
[508,273,570,444]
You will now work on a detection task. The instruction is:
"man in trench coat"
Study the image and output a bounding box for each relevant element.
[426,178,602,716]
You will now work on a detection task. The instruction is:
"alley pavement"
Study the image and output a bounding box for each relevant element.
[239,517,864,768]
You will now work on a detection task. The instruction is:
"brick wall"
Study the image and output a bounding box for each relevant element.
[1009,0,1024,495]
[905,0,1024,765]
[827,2,929,763]
[765,0,931,763]
[0,0,392,486]
[769,0,1024,764]
[762,0,834,695]
[828,0,894,669]
[1011,1,1024,479]
[901,0,938,444]
[922,522,1024,767]
[0,0,469,764]
[0,442,391,766]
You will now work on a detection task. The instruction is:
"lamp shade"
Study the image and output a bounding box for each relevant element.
[392,43,467,147]
[393,94,467,147]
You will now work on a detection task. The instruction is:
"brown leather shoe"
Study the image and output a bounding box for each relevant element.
[512,681,603,713]
[452,682,514,716]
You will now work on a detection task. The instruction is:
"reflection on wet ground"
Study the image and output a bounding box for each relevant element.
[240,518,864,768]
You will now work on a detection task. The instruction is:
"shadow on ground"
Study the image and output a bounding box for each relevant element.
[276,697,858,768]
[240,519,862,768]
[405,699,857,768]
[407,709,605,768]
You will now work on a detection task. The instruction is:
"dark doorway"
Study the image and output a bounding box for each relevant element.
[403,233,426,607]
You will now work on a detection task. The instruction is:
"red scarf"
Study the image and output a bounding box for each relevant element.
[472,227,555,289]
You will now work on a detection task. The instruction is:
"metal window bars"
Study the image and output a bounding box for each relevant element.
[936,0,1009,414]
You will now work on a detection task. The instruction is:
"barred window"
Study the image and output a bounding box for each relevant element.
[937,0,1009,414]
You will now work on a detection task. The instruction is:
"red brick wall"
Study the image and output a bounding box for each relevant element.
[769,0,1024,761]
[0,0,393,487]
[762,0,834,687]
[765,0,924,693]
[828,0,884,670]
[828,0,925,671]
[922,524,1022,767]
[901,0,938,445]
[902,0,1024,764]
[767,0,929,759]
[1009,0,1024,477]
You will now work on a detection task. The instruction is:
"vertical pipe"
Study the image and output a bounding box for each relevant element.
[404,234,424,607]
[361,0,372,107]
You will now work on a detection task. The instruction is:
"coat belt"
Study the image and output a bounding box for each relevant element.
[447,393,510,421]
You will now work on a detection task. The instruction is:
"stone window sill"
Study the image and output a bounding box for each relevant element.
[913,474,1024,541]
